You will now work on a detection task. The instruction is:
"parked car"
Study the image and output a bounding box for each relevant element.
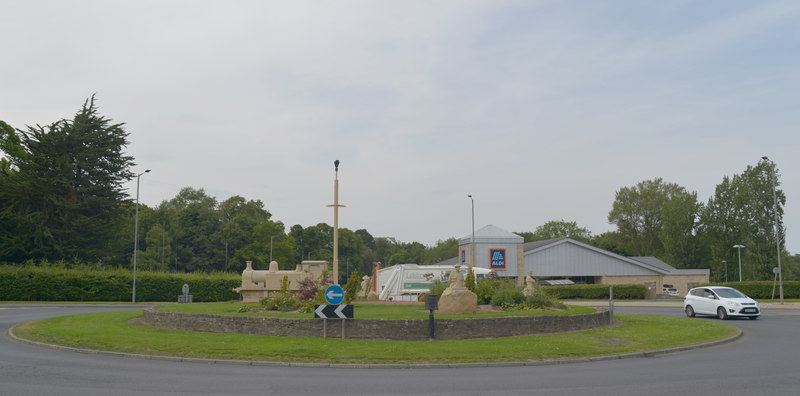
[684,286,760,320]
[664,288,679,297]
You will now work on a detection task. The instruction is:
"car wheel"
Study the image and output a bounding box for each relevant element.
[685,305,695,317]
[749,316,759,320]
[717,307,728,320]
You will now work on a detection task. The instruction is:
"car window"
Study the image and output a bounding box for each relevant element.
[690,289,703,297]
[714,288,746,299]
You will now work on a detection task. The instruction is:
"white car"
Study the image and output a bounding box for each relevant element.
[684,286,760,320]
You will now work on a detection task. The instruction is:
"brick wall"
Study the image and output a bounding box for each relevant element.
[142,308,610,341]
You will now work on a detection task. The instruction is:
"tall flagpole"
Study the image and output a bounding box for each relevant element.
[327,160,345,285]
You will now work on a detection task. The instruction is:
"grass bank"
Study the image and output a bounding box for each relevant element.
[13,309,737,364]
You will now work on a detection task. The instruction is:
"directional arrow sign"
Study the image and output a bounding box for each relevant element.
[314,304,354,319]
[324,285,345,304]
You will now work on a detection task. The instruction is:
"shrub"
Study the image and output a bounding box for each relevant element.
[525,287,566,309]
[490,286,524,308]
[545,284,646,300]
[343,269,360,303]
[697,281,800,299]
[427,280,448,298]
[259,292,300,312]
[0,265,240,302]
[464,270,475,293]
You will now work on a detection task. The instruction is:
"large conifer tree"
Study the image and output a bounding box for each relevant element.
[0,96,135,261]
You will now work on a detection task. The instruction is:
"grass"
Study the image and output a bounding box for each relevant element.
[13,309,738,364]
[155,301,597,319]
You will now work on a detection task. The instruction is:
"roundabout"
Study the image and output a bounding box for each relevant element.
[3,304,798,395]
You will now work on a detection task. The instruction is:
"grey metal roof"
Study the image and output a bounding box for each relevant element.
[458,224,524,244]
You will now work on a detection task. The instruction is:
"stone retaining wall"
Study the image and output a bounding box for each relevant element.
[141,308,610,340]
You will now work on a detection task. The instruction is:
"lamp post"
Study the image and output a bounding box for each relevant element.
[270,235,275,263]
[327,160,345,285]
[722,260,727,283]
[733,244,745,282]
[467,195,475,270]
[762,156,784,304]
[132,169,150,303]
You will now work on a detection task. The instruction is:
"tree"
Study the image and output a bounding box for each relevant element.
[0,97,135,261]
[236,220,295,270]
[660,192,702,268]
[215,196,272,272]
[516,220,592,243]
[699,160,785,281]
[425,238,459,264]
[608,178,694,257]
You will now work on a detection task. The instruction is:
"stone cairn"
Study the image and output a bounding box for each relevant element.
[437,263,478,314]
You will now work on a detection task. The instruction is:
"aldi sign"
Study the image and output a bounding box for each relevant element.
[490,248,506,270]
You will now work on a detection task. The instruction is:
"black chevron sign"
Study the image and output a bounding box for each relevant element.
[314,304,354,319]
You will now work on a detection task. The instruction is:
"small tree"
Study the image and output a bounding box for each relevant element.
[343,268,360,302]
[464,269,476,293]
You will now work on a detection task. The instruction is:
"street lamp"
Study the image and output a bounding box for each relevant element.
[722,260,727,283]
[762,156,784,304]
[733,244,745,282]
[132,169,150,303]
[327,160,345,285]
[467,195,475,270]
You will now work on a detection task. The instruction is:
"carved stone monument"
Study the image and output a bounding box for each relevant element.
[437,263,478,314]
[234,260,327,303]
[522,271,536,297]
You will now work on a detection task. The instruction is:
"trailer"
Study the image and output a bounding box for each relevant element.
[376,264,493,301]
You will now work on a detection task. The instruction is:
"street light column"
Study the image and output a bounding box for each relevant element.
[132,169,150,303]
[762,156,784,304]
[327,160,345,285]
[468,195,475,271]
[733,245,745,283]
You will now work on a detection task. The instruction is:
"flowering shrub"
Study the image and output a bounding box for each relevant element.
[259,292,300,312]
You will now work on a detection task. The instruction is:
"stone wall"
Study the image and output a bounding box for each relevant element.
[141,308,610,341]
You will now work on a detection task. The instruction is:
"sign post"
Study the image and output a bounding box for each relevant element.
[425,294,438,340]
[315,285,352,339]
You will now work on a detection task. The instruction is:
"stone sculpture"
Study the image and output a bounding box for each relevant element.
[523,271,536,297]
[234,260,327,303]
[437,263,478,314]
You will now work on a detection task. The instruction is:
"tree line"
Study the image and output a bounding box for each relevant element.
[1,98,797,283]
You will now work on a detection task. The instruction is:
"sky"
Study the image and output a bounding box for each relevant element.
[2,1,800,254]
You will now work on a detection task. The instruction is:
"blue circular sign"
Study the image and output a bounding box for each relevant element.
[324,285,345,305]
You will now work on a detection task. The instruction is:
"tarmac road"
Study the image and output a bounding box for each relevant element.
[2,303,799,396]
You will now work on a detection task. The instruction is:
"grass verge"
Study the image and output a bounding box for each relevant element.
[12,310,737,364]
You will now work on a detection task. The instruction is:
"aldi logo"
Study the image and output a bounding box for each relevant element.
[490,248,506,270]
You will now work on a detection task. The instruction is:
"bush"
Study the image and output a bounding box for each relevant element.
[259,292,300,312]
[525,287,566,309]
[697,281,800,299]
[427,280,448,298]
[0,265,240,302]
[475,278,514,305]
[343,269,360,303]
[545,284,646,300]
[490,286,524,308]
[464,270,475,293]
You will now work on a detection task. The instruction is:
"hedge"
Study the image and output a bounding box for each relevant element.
[0,265,241,302]
[696,281,800,299]
[544,283,646,300]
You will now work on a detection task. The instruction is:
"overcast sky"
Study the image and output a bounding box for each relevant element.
[2,1,800,254]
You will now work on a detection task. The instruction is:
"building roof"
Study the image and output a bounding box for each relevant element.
[458,224,524,244]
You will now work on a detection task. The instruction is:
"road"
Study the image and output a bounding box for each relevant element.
[2,304,799,396]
